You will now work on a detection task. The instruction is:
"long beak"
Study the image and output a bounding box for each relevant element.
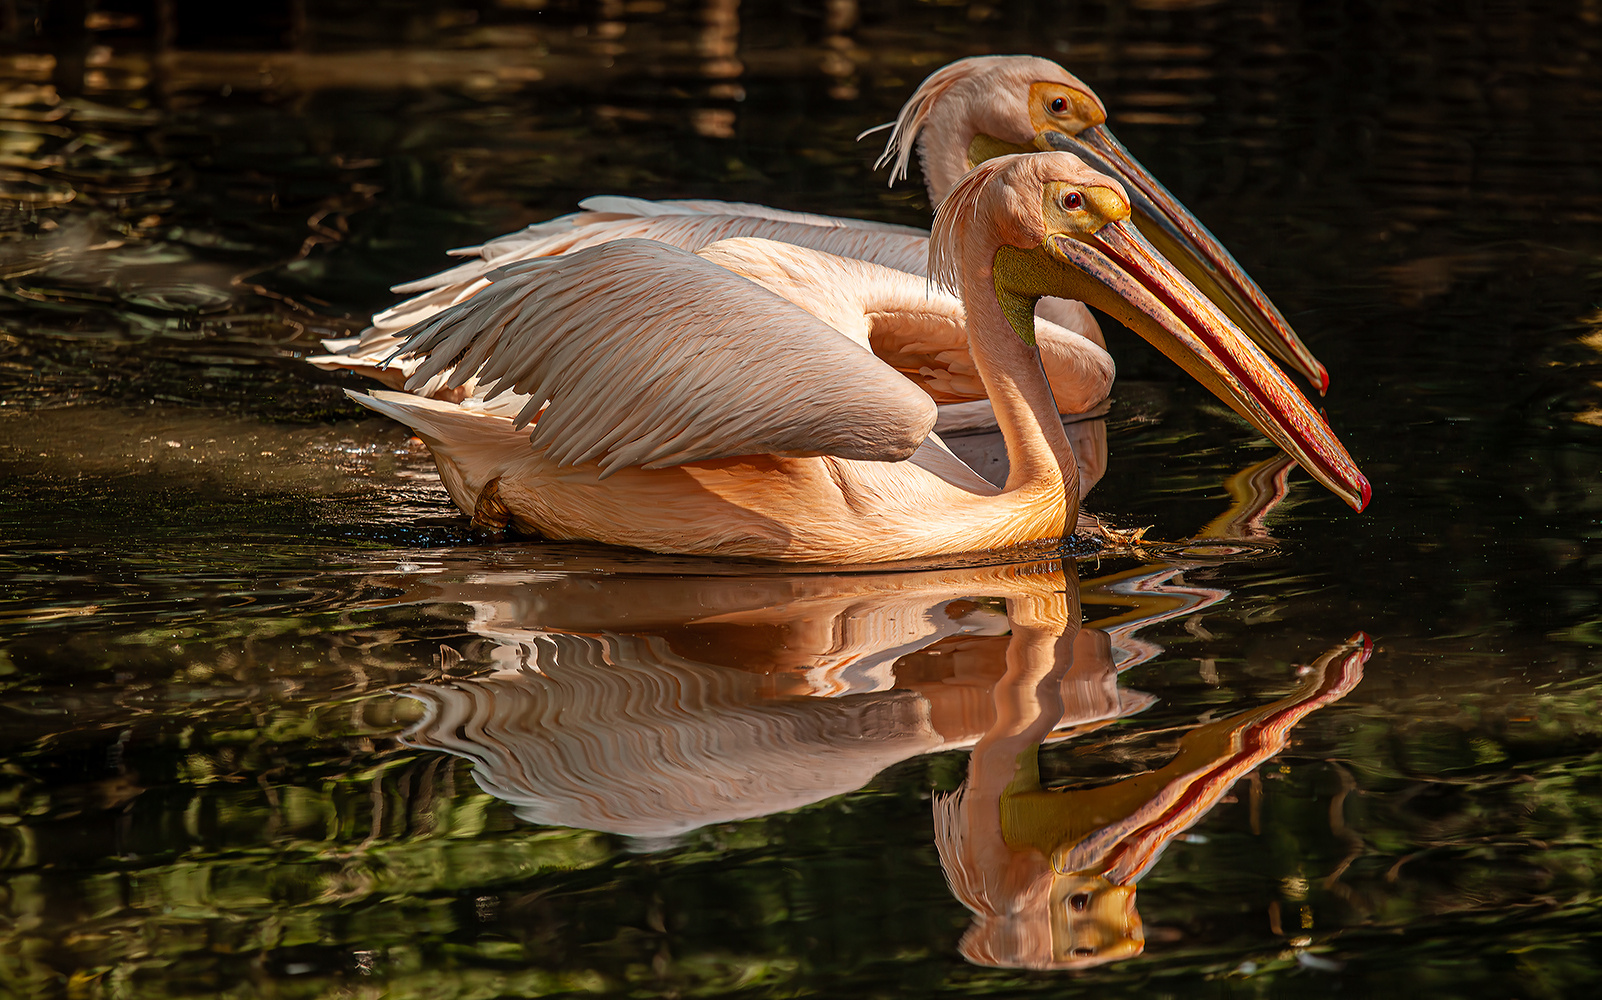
[1044,220,1369,511]
[1043,126,1330,395]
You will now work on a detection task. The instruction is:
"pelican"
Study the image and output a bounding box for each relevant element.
[352,152,1367,563]
[313,55,1323,420]
[873,55,1326,391]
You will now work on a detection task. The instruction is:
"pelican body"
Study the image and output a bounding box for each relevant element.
[355,153,1367,564]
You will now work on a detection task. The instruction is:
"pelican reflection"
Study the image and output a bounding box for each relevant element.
[379,449,1361,968]
[396,559,1151,840]
[937,627,1368,970]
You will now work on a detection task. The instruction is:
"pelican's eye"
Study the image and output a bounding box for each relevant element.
[1062,190,1084,211]
[1069,892,1091,912]
[1050,96,1069,114]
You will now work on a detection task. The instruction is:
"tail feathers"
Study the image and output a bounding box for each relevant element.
[351,390,538,516]
[438,211,585,261]
[307,356,413,390]
[374,282,479,328]
[333,277,493,386]
[391,204,698,297]
[316,332,533,410]
[576,195,836,221]
[352,389,534,443]
[318,335,362,353]
[306,329,419,390]
[578,194,708,218]
[474,212,587,262]
[307,330,406,367]
[389,237,572,296]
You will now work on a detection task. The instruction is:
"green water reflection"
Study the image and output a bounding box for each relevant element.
[3,0,1602,997]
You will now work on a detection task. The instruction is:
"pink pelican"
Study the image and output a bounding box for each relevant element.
[350,152,1366,563]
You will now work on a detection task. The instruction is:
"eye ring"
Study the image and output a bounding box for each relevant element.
[1062,190,1084,211]
[1069,892,1091,912]
[1050,96,1069,115]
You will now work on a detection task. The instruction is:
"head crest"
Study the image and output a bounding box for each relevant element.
[869,57,993,186]
[867,55,1087,189]
[935,784,1107,970]
[927,154,1034,296]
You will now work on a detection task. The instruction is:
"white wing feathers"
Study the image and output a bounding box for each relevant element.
[395,239,938,477]
[575,195,928,233]
[389,211,927,298]
[311,199,933,382]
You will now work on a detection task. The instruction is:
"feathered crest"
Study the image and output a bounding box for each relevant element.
[927,155,1020,296]
[869,55,1086,192]
[868,56,998,187]
[933,782,1062,969]
[931,785,993,915]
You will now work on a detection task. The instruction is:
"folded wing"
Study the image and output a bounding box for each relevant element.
[395,238,940,476]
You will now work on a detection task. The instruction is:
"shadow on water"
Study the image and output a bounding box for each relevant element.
[2,0,1602,997]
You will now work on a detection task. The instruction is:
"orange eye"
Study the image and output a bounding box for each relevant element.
[1063,191,1083,210]
[1050,96,1069,114]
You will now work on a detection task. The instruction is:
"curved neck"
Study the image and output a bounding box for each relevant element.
[959,246,1080,510]
[916,94,1037,205]
[917,97,991,205]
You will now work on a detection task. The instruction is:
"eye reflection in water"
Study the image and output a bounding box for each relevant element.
[379,448,1364,969]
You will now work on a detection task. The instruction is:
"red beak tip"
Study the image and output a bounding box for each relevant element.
[1354,476,1372,512]
[1316,365,1330,396]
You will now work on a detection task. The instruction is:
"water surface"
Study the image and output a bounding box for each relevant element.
[2,1,1602,997]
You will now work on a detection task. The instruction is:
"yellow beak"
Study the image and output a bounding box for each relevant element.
[1033,220,1368,511]
[1044,126,1331,395]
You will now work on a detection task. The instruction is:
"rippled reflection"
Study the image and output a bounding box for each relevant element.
[385,542,1364,970]
[938,624,1366,970]
[4,0,1600,994]
[353,449,1357,971]
[397,560,1152,843]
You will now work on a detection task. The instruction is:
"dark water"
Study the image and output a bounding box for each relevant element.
[2,1,1601,996]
